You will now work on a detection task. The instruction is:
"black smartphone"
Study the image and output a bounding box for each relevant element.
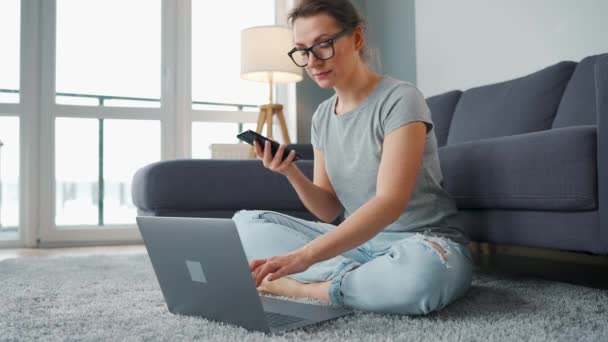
[236,129,304,161]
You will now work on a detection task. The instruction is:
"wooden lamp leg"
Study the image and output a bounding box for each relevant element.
[265,105,273,139]
[248,104,291,158]
[276,107,291,145]
[249,107,267,159]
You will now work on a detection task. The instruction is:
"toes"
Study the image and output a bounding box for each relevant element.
[256,287,268,294]
[256,282,271,293]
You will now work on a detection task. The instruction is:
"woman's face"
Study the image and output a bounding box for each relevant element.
[292,13,360,89]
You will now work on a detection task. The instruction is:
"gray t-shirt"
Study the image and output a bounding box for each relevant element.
[311,75,469,245]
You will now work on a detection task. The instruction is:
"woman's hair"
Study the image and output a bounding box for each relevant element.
[287,0,376,66]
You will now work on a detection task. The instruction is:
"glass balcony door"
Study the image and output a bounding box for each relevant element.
[37,0,164,245]
[2,0,290,247]
[0,0,21,246]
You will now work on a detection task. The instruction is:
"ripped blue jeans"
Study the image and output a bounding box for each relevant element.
[232,209,474,315]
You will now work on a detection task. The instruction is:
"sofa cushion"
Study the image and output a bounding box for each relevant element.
[439,125,597,211]
[135,209,319,222]
[131,159,314,212]
[552,54,607,128]
[426,90,462,147]
[446,61,577,145]
[286,143,314,160]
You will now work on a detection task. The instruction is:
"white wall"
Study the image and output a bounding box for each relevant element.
[415,0,608,97]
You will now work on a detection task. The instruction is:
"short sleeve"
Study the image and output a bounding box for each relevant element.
[381,85,434,137]
[311,110,323,151]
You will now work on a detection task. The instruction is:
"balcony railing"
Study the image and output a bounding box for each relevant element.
[0,88,258,111]
[0,88,257,227]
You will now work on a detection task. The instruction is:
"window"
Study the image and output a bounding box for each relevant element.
[3,0,290,247]
[51,0,162,230]
[0,117,19,232]
[190,0,278,158]
[0,0,20,239]
[0,0,20,103]
[55,118,160,226]
[55,118,98,225]
[192,122,258,159]
[55,0,161,107]
[191,0,274,107]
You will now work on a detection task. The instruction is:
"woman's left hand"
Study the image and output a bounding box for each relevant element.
[249,249,314,288]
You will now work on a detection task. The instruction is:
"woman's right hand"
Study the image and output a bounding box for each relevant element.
[253,140,297,177]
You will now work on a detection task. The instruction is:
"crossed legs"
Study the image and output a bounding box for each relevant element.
[231,209,472,314]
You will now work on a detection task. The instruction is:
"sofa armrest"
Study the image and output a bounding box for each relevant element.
[596,54,608,249]
[439,125,597,211]
[131,159,314,213]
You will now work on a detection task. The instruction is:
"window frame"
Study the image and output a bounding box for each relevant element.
[0,113,20,245]
[0,0,30,248]
[37,0,164,246]
[0,0,294,248]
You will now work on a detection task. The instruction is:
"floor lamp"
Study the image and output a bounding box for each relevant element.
[241,25,303,158]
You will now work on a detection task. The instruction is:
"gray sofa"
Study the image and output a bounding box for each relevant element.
[132,53,608,255]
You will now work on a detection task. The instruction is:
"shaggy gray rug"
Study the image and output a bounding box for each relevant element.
[0,254,606,342]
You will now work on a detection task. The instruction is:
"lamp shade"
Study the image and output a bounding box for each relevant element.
[241,25,302,84]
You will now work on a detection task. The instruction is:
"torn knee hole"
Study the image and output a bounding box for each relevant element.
[424,239,448,262]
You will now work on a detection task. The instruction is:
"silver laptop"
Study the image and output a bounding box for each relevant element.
[136,216,353,334]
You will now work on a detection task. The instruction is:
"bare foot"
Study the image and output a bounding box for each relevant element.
[303,281,331,304]
[257,274,332,304]
[256,273,308,299]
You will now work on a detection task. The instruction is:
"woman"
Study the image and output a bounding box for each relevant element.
[232,0,473,315]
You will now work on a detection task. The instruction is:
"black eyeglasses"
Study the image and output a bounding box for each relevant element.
[287,28,352,67]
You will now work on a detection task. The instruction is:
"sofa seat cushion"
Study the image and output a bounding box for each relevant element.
[439,126,597,211]
[447,61,577,145]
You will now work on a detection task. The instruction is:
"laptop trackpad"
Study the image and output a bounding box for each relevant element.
[260,295,353,321]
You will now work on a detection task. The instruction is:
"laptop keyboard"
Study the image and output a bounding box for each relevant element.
[264,311,307,328]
